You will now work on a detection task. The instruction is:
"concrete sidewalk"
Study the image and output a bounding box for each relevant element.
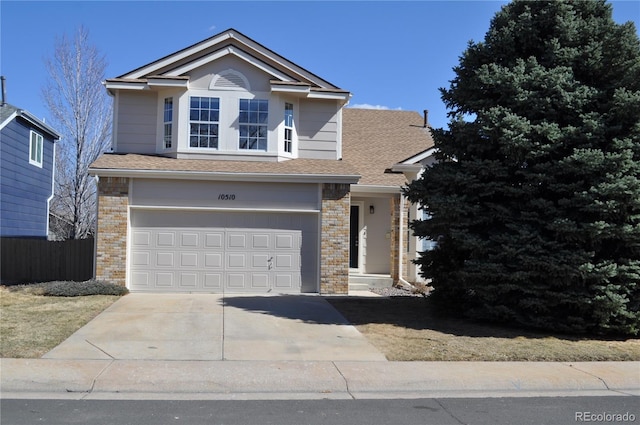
[1,359,638,400]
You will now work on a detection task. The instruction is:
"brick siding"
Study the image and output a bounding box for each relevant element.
[320,183,350,294]
[95,177,129,286]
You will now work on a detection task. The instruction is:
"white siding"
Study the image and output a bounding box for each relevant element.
[115,91,158,153]
[297,99,340,160]
[131,179,320,211]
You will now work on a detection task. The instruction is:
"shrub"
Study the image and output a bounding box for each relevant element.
[37,280,129,297]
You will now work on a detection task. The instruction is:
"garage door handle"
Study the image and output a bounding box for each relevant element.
[268,257,273,270]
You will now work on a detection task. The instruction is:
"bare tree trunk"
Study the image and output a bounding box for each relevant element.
[42,26,112,240]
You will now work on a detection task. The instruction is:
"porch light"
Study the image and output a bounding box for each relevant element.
[369,205,375,214]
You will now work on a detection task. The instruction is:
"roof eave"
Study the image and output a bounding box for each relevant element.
[350,184,402,194]
[391,163,424,173]
[398,147,437,165]
[89,167,360,184]
[17,110,61,140]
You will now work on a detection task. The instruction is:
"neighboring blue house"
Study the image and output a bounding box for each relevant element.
[1,100,60,238]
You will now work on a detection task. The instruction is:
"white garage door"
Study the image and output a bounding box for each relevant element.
[128,210,317,293]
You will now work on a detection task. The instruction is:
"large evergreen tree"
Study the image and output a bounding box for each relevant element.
[405,0,640,335]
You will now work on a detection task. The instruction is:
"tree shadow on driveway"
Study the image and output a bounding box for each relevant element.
[221,295,352,326]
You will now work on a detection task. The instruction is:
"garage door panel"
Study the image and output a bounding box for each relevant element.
[157,232,175,247]
[252,234,270,249]
[180,252,198,267]
[275,254,293,268]
[274,274,294,289]
[250,273,269,289]
[227,273,246,289]
[227,253,246,268]
[132,251,151,266]
[178,272,198,288]
[227,234,247,250]
[129,211,314,293]
[132,231,151,246]
[275,234,293,249]
[252,254,269,268]
[156,252,174,267]
[204,273,223,289]
[156,272,174,287]
[205,233,223,248]
[180,233,199,247]
[205,253,223,268]
[131,272,150,287]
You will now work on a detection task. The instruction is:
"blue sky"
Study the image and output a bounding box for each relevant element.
[1,1,638,130]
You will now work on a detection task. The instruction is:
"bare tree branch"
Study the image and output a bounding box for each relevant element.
[42,26,112,239]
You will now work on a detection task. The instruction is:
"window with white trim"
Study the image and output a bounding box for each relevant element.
[189,96,219,148]
[239,99,268,150]
[29,130,43,167]
[163,97,173,149]
[284,102,293,154]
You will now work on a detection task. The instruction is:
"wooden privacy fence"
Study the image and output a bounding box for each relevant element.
[1,238,94,283]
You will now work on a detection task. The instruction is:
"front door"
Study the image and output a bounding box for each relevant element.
[349,205,359,268]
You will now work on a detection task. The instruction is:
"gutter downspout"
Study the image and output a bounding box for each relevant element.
[46,142,56,239]
[93,175,99,280]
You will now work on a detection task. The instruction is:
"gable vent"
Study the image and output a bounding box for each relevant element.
[210,69,250,91]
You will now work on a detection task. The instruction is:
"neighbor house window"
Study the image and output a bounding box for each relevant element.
[420,209,437,251]
[239,99,268,150]
[29,130,43,167]
[189,96,219,148]
[284,102,293,153]
[163,97,173,149]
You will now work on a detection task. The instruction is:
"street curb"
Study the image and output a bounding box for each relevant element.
[1,359,638,400]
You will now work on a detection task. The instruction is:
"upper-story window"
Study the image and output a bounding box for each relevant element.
[29,130,43,167]
[284,102,293,154]
[189,96,219,149]
[163,97,173,149]
[239,99,268,150]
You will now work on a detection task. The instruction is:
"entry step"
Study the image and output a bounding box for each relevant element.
[348,274,393,290]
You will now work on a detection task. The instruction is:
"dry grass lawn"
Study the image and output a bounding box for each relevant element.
[327,297,640,361]
[2,284,638,361]
[0,286,120,358]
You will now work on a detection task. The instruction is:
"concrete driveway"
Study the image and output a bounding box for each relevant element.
[43,294,387,362]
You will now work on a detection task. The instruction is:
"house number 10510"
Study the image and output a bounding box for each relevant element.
[218,194,236,200]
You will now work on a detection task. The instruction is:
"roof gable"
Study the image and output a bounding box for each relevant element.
[115,28,341,91]
[0,103,60,140]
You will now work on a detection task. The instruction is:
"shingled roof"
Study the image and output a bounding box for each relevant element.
[89,153,360,183]
[341,108,435,187]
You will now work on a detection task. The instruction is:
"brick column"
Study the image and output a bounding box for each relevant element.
[390,195,411,284]
[390,196,400,282]
[95,177,129,286]
[320,183,350,294]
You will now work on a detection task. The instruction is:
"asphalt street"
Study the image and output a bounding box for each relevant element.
[2,396,638,425]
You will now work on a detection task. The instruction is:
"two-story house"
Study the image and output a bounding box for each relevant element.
[89,29,434,294]
[1,96,60,238]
